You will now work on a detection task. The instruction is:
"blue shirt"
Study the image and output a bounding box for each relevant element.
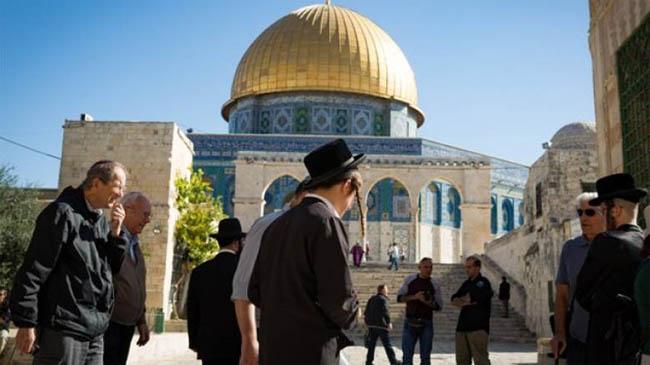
[555,235,590,343]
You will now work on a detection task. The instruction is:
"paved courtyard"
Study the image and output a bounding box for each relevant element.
[125,333,540,365]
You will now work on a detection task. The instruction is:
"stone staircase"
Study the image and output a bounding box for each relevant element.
[345,262,535,343]
[166,263,535,344]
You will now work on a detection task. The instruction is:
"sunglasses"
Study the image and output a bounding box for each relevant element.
[577,208,599,217]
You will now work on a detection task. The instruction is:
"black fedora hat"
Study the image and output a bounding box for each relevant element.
[303,139,365,189]
[210,218,246,241]
[589,173,648,205]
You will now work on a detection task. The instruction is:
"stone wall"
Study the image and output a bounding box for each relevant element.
[483,123,598,336]
[58,120,194,319]
[589,0,650,174]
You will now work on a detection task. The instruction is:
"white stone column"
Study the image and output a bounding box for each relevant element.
[411,207,420,262]
[233,197,265,230]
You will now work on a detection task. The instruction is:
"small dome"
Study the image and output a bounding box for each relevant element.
[222,3,424,125]
[550,122,596,149]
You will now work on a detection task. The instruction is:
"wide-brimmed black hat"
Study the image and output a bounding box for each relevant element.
[210,218,246,241]
[303,139,365,189]
[589,173,648,205]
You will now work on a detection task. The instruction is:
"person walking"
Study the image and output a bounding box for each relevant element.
[634,206,650,365]
[575,173,647,364]
[352,241,365,268]
[103,192,152,365]
[550,192,605,364]
[452,256,493,365]
[248,139,363,365]
[396,257,443,365]
[498,277,510,318]
[232,180,308,365]
[364,284,400,365]
[388,243,400,271]
[10,160,128,364]
[187,218,246,365]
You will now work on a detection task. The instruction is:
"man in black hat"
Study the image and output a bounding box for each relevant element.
[187,218,246,365]
[575,173,648,364]
[249,138,364,365]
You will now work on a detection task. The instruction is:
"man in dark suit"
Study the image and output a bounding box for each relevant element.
[249,139,363,365]
[187,218,246,365]
[575,173,648,364]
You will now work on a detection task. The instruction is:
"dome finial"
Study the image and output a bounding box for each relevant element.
[325,0,331,5]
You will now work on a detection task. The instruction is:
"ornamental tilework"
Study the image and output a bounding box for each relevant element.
[259,110,272,134]
[334,109,350,134]
[273,108,293,133]
[373,113,386,136]
[294,106,310,134]
[352,109,372,135]
[312,107,332,134]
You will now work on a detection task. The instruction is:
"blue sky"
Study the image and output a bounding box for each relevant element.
[0,0,594,187]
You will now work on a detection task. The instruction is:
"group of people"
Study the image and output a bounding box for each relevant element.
[6,160,152,364]
[2,137,650,365]
[549,174,650,365]
[362,255,494,365]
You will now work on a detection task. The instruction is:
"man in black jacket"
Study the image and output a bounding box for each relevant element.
[575,173,647,364]
[364,284,400,365]
[187,218,245,365]
[249,139,362,365]
[10,160,128,364]
[452,256,493,365]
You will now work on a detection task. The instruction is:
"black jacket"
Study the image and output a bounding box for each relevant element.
[451,274,493,333]
[186,251,241,361]
[575,224,643,364]
[364,294,391,329]
[249,197,358,365]
[10,187,127,340]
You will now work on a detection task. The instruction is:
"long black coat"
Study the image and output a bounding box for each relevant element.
[187,252,241,361]
[249,197,358,365]
[575,224,643,364]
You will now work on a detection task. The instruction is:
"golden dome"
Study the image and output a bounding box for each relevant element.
[222,3,424,125]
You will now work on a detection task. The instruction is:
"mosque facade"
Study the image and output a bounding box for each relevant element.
[186,3,529,263]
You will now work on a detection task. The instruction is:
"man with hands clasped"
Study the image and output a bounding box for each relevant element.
[10,160,129,365]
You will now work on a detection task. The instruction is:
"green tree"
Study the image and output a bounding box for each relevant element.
[0,165,41,290]
[172,168,226,318]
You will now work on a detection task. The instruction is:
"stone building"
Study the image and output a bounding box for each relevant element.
[483,122,599,336]
[55,2,531,318]
[58,121,194,319]
[188,2,528,262]
[589,0,650,225]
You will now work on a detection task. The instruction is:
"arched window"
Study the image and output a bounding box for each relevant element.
[263,176,299,215]
[518,201,525,227]
[367,178,410,222]
[502,199,514,232]
[491,195,498,234]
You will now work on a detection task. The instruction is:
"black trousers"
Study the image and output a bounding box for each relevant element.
[34,327,103,365]
[103,321,135,365]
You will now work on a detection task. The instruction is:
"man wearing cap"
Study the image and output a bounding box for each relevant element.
[232,180,309,365]
[249,138,363,365]
[187,218,246,365]
[575,173,648,364]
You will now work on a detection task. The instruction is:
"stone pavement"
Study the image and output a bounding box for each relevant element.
[125,333,539,365]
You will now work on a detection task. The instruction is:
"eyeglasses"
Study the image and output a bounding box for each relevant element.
[577,209,598,217]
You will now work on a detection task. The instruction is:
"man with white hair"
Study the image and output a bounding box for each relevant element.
[104,192,152,365]
[550,192,606,364]
[575,173,647,364]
